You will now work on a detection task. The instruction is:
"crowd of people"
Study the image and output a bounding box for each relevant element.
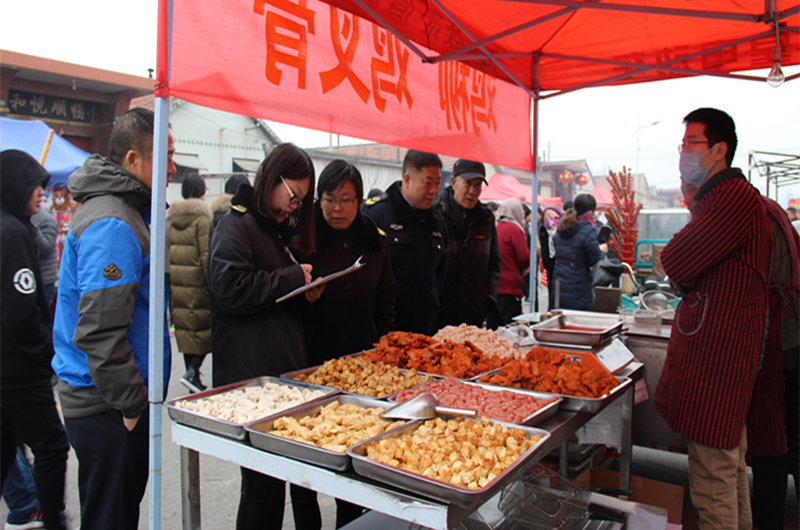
[1,105,797,530]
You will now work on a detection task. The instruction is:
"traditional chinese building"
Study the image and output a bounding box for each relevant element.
[0,49,152,155]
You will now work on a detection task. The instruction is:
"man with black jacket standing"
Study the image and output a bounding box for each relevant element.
[434,159,500,328]
[362,150,447,335]
[1,149,69,530]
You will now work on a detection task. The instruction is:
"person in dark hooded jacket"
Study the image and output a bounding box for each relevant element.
[1,149,69,530]
[552,194,604,311]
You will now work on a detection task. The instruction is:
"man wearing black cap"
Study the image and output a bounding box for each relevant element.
[1,150,69,530]
[434,159,500,328]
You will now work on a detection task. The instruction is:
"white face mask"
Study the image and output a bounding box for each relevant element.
[679,149,714,187]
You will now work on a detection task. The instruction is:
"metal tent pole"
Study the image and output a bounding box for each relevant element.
[528,57,540,311]
[150,1,173,529]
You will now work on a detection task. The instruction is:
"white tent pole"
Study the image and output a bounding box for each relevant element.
[149,1,172,529]
[528,57,540,311]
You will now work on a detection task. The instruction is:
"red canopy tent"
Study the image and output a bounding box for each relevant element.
[144,2,799,519]
[480,173,563,205]
[591,186,616,207]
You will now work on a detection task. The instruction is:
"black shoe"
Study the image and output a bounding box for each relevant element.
[180,366,207,393]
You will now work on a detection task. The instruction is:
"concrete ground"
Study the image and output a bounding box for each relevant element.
[2,333,798,529]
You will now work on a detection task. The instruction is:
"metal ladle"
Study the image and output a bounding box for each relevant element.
[380,392,477,421]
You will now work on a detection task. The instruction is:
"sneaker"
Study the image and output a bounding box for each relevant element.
[5,507,44,530]
[180,366,207,394]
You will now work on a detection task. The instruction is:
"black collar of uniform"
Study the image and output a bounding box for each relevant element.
[314,202,382,252]
[693,167,746,202]
[386,180,441,229]
[231,183,292,243]
[436,186,492,226]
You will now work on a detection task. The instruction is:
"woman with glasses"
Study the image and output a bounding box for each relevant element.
[289,159,395,530]
[206,143,323,530]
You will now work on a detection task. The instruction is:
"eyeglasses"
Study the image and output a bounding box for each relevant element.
[678,140,710,153]
[320,197,357,207]
[280,176,304,208]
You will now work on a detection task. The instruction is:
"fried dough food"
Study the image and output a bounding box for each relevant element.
[363,331,505,379]
[479,347,619,398]
[364,417,542,490]
[294,356,432,397]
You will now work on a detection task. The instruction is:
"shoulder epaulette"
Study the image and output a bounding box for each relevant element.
[231,204,247,214]
[365,195,386,207]
[376,227,386,237]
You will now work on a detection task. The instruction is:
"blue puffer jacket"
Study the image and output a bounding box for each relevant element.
[552,219,604,311]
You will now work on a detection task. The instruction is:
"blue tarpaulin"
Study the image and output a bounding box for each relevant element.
[0,116,90,188]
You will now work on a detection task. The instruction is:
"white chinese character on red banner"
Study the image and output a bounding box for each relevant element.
[319,7,370,103]
[438,62,497,137]
[254,0,316,89]
[370,26,412,113]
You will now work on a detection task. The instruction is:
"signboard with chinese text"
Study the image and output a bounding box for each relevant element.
[789,198,800,209]
[169,0,532,171]
[5,90,94,125]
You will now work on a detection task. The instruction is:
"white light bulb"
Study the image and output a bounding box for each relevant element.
[767,46,785,88]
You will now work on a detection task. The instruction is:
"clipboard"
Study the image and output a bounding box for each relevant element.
[275,256,365,303]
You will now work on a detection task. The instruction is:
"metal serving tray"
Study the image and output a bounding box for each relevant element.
[347,418,551,510]
[166,377,338,441]
[532,311,623,346]
[390,379,562,426]
[245,394,405,472]
[281,359,439,400]
[477,372,632,414]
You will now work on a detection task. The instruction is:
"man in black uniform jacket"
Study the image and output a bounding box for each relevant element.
[361,150,447,335]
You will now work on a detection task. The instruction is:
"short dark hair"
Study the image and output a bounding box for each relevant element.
[253,143,316,253]
[683,108,737,166]
[574,193,597,216]
[402,150,442,176]
[109,108,155,165]
[181,173,206,199]
[317,160,364,202]
[225,174,250,195]
[368,188,383,199]
[788,207,797,215]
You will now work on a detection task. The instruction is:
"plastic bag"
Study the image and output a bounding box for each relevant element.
[496,323,535,348]
[575,399,623,450]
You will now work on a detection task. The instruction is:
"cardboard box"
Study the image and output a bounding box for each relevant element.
[576,467,684,525]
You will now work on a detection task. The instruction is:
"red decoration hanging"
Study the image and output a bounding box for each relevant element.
[576,173,590,187]
[558,170,574,186]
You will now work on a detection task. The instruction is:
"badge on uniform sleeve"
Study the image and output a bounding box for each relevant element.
[432,232,442,238]
[103,264,122,281]
[13,268,36,294]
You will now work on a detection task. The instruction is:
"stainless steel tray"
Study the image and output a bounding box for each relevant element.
[532,312,623,346]
[166,377,339,441]
[347,418,551,510]
[281,360,438,400]
[390,379,562,426]
[477,372,632,414]
[245,394,405,472]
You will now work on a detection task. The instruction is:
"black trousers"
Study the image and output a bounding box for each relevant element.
[786,360,800,498]
[236,467,285,530]
[751,454,788,530]
[64,407,149,530]
[486,294,522,330]
[0,378,69,530]
[290,484,364,529]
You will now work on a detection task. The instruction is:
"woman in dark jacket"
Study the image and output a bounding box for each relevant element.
[206,143,322,530]
[290,159,395,530]
[486,199,529,329]
[552,194,604,311]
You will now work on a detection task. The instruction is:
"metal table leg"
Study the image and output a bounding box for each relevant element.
[619,384,634,492]
[181,447,201,530]
[559,440,569,477]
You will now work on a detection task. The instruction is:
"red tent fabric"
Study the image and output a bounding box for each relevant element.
[321,0,799,94]
[591,186,616,207]
[479,174,563,205]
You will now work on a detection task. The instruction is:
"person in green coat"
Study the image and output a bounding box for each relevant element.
[168,173,212,392]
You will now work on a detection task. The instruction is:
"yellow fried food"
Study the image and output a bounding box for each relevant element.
[271,402,402,452]
[295,357,432,397]
[364,417,542,490]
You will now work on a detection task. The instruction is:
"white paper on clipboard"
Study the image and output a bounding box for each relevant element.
[275,256,365,303]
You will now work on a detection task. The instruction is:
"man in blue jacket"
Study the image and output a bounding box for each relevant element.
[52,108,176,530]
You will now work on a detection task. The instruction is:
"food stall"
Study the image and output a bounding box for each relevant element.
[171,326,643,529]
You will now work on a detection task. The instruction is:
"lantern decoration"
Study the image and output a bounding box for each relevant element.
[557,170,574,186]
[576,173,590,188]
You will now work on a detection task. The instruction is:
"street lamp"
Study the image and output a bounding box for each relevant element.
[635,119,661,180]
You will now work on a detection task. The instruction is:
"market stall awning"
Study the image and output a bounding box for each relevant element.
[0,116,90,188]
[232,157,261,173]
[592,185,616,207]
[480,173,562,204]
[173,152,208,170]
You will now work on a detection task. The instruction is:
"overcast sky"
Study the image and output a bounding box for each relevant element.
[2,0,798,203]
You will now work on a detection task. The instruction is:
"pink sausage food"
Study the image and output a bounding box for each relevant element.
[395,378,557,424]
